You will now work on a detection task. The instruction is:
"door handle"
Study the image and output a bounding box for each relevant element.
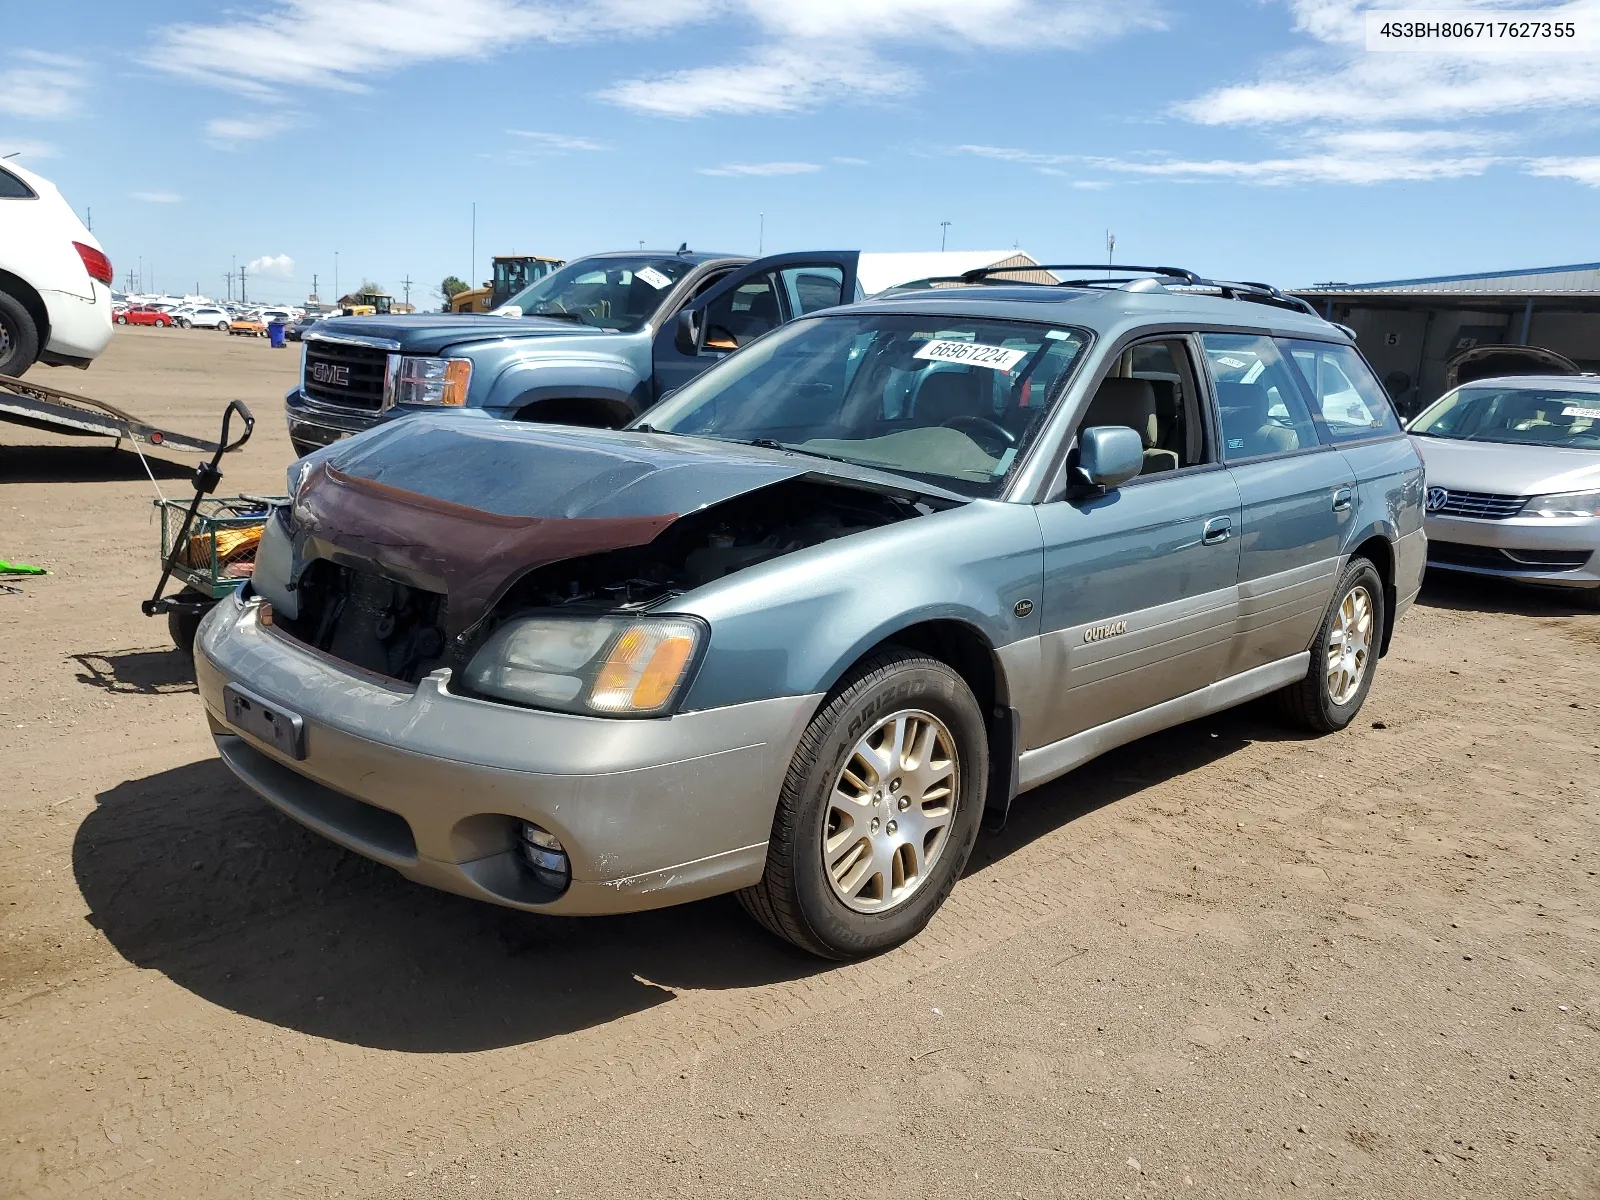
[1202,516,1232,545]
[1332,487,1354,512]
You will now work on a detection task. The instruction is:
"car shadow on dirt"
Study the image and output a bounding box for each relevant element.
[0,443,194,483]
[72,647,196,694]
[75,706,1301,1054]
[1417,572,1597,617]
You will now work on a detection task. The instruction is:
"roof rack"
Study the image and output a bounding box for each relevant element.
[946,262,1321,317]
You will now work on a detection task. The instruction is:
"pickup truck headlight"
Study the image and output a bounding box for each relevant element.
[463,614,706,717]
[1525,490,1600,519]
[388,355,471,407]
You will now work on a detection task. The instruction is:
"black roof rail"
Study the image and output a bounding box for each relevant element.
[918,262,1324,319]
[960,262,1204,285]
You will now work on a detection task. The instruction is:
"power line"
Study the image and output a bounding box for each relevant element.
[401,275,413,307]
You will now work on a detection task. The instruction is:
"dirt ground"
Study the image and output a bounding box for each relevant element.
[1,327,1597,1199]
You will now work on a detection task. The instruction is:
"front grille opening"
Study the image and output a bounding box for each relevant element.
[1433,490,1527,520]
[1428,541,1592,572]
[303,342,389,410]
[277,561,449,683]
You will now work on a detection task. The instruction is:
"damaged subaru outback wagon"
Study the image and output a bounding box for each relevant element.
[197,264,1426,959]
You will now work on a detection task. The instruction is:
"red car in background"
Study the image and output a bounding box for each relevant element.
[115,306,174,327]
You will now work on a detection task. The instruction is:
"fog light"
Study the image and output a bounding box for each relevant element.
[518,821,571,892]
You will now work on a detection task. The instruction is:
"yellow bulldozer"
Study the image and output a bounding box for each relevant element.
[450,255,564,314]
[338,290,394,317]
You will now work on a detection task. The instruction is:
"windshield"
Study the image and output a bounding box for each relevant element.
[641,313,1091,497]
[499,255,694,332]
[1411,385,1600,449]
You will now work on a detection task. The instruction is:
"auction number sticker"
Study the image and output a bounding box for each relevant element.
[914,339,1028,372]
[635,266,673,290]
[1563,405,1600,419]
[1366,10,1593,50]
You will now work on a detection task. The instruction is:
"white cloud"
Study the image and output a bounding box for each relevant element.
[1169,0,1600,184]
[698,161,824,177]
[0,51,90,120]
[244,254,295,278]
[132,190,183,203]
[507,129,608,151]
[604,46,912,116]
[1526,155,1600,185]
[958,132,1506,185]
[205,116,279,147]
[833,156,870,166]
[148,0,1163,117]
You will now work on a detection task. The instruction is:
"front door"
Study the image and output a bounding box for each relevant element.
[651,252,860,403]
[1198,332,1356,675]
[1029,337,1242,749]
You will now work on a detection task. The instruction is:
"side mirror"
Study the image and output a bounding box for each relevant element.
[1075,425,1144,490]
[674,310,700,354]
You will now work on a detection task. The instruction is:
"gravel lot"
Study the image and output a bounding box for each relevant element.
[1,327,1597,1199]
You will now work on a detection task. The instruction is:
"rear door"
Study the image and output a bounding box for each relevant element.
[651,251,859,403]
[1199,332,1356,677]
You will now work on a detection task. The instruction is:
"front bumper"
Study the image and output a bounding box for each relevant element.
[196,593,819,915]
[284,386,385,451]
[1423,511,1600,589]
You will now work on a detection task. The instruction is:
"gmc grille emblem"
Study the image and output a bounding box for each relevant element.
[311,362,351,387]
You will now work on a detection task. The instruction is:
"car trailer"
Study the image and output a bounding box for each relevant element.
[0,371,241,456]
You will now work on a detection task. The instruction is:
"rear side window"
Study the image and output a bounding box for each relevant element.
[1281,339,1403,442]
[1200,333,1320,462]
[0,168,37,199]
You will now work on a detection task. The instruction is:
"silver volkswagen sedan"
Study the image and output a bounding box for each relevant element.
[1410,374,1600,606]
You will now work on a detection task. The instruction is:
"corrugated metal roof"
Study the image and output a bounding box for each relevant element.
[1296,262,1600,298]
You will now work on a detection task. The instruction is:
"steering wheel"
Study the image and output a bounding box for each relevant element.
[940,415,1017,455]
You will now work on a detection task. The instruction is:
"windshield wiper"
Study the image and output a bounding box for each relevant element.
[530,309,588,324]
[743,438,862,466]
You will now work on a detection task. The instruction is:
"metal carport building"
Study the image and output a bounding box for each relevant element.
[1292,263,1600,416]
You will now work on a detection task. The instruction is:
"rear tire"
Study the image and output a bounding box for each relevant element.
[738,650,988,959]
[0,289,41,377]
[1275,557,1385,733]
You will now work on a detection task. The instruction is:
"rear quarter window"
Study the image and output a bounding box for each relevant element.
[1281,339,1403,442]
[0,168,37,199]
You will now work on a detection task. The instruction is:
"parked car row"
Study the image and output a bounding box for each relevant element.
[205,261,1437,959]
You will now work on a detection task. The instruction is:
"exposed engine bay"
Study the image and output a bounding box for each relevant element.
[271,478,948,686]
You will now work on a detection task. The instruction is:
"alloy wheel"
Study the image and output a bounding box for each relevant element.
[1326,584,1374,705]
[822,709,960,914]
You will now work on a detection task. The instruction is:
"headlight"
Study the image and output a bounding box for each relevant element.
[463,615,706,717]
[387,355,471,407]
[1525,490,1600,519]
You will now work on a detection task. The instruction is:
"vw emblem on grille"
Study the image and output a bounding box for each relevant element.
[1426,486,1450,513]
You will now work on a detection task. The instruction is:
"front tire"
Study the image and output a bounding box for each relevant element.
[0,289,41,376]
[1276,557,1385,733]
[738,650,988,959]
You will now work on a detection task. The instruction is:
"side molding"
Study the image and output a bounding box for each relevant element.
[1016,652,1310,792]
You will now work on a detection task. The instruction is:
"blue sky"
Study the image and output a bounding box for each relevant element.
[4,0,1598,307]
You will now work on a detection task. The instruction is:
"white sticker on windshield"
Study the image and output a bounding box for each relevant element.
[914,339,1028,372]
[635,266,673,290]
[1045,329,1072,340]
[1216,356,1248,369]
[1562,405,1600,419]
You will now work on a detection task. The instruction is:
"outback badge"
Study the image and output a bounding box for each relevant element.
[1083,619,1129,644]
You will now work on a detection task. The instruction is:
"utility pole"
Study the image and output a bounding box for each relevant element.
[758,213,764,256]
[334,251,339,300]
[239,262,247,304]
[1106,230,1116,271]
[85,207,91,231]
[401,275,413,307]
[312,273,318,303]
[224,272,233,300]
[940,221,951,252]
[471,201,476,287]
